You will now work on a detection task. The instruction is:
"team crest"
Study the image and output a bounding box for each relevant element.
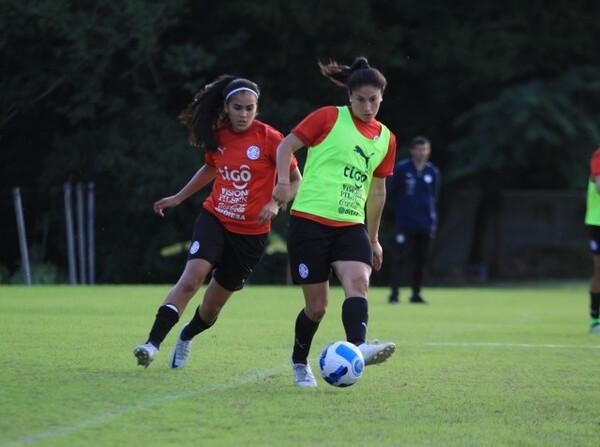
[246,146,260,160]
[298,263,309,279]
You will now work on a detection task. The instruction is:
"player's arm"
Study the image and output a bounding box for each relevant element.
[153,164,216,217]
[273,133,305,208]
[288,166,302,201]
[386,165,399,201]
[366,176,387,271]
[258,166,303,226]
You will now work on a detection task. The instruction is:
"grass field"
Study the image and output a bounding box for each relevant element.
[1,282,599,447]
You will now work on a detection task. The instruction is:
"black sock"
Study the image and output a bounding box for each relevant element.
[591,292,600,319]
[147,305,179,349]
[181,307,214,341]
[292,309,319,364]
[342,297,368,345]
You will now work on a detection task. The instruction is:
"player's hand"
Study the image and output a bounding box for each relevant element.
[371,240,383,271]
[272,182,292,210]
[153,196,180,217]
[258,200,281,227]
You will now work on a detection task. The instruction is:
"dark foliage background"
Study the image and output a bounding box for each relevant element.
[2,0,600,283]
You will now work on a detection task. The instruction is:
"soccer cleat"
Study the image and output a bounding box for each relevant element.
[359,340,396,366]
[170,323,193,369]
[291,358,317,387]
[590,321,600,334]
[133,342,158,368]
[388,292,399,304]
[410,294,427,304]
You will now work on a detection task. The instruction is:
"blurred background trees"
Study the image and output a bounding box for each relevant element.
[2,0,600,283]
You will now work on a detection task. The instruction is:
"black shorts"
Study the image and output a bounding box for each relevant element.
[187,209,268,291]
[287,216,372,284]
[393,230,432,259]
[588,225,600,255]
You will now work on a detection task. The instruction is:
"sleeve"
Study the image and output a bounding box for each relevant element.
[591,149,600,177]
[204,151,215,167]
[291,106,338,147]
[373,131,397,177]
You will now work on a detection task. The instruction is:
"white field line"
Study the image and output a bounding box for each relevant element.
[427,342,600,349]
[2,365,288,447]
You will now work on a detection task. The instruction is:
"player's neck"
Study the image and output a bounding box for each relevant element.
[412,159,426,171]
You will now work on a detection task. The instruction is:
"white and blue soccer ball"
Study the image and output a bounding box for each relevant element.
[318,341,365,387]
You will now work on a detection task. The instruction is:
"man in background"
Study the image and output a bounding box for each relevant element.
[387,136,440,304]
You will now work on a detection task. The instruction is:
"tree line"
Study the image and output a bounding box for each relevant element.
[2,0,600,283]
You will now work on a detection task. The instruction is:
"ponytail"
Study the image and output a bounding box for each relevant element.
[318,56,387,93]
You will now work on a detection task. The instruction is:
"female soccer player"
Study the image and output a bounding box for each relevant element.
[272,57,397,387]
[585,147,600,334]
[134,76,302,368]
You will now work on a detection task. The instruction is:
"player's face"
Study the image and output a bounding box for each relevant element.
[349,85,383,122]
[225,91,258,132]
[410,143,431,163]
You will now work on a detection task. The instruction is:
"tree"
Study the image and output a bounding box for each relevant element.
[0,0,213,281]
[447,66,600,189]
[2,0,600,283]
[445,66,600,271]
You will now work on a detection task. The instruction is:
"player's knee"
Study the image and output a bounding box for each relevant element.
[306,303,327,322]
[349,275,370,296]
[176,276,203,296]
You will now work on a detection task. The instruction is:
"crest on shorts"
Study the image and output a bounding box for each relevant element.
[298,263,309,279]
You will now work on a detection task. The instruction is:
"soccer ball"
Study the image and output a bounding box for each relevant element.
[318,341,365,387]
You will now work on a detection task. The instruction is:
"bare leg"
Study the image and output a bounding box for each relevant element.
[161,258,213,313]
[591,254,600,294]
[195,278,234,324]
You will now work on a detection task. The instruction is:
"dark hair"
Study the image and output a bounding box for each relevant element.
[409,136,431,149]
[179,76,260,151]
[318,56,387,93]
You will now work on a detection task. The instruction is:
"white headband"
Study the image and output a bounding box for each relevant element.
[224,87,259,102]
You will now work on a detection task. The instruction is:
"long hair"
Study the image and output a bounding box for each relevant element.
[178,76,260,151]
[318,56,387,93]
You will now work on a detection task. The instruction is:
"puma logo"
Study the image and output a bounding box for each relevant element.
[354,145,374,168]
[294,338,306,349]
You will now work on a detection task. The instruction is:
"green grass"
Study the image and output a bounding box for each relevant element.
[1,283,599,447]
